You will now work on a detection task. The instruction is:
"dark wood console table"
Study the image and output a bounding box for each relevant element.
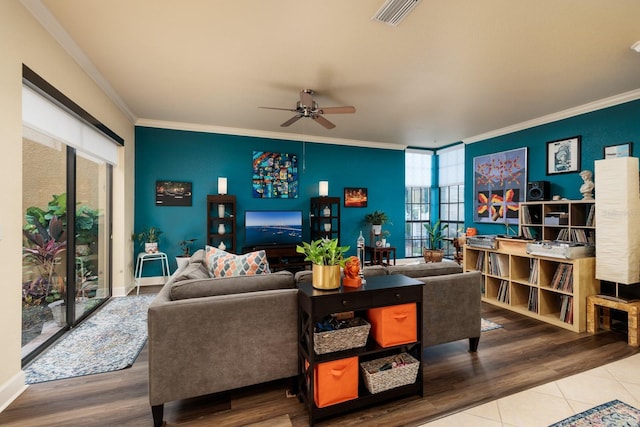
[297,274,423,426]
[365,245,397,266]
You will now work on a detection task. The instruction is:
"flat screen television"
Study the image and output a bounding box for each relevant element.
[244,210,303,247]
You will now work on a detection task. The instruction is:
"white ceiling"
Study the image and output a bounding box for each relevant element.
[24,0,640,149]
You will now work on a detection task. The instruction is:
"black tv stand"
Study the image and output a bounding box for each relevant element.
[242,244,309,273]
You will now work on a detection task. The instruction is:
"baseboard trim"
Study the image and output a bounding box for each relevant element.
[0,370,27,414]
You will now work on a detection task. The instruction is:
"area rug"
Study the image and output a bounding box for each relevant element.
[24,294,155,384]
[481,318,502,332]
[549,399,640,426]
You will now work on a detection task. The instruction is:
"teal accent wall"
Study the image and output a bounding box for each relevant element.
[135,98,640,274]
[465,99,640,235]
[135,126,405,274]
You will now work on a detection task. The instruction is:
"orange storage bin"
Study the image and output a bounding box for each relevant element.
[367,303,417,347]
[314,357,359,408]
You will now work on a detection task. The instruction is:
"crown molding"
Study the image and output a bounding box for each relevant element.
[464,89,640,144]
[135,118,407,151]
[20,0,137,124]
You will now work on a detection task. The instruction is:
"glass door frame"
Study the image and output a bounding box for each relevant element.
[21,65,120,366]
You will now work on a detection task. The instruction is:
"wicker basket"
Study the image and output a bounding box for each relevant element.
[314,317,371,355]
[422,248,444,263]
[360,353,419,394]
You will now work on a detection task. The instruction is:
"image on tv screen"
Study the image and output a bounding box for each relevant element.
[245,210,303,246]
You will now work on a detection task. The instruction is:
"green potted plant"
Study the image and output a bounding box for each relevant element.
[296,238,350,290]
[23,215,69,326]
[176,238,198,270]
[423,219,448,263]
[364,210,390,236]
[136,226,163,253]
[178,238,198,257]
[381,229,390,246]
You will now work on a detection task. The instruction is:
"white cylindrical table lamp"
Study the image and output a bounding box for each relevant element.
[218,177,228,195]
[319,181,329,197]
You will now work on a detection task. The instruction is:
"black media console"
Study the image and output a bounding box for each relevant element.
[242,244,309,273]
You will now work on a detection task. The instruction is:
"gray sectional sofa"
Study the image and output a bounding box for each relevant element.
[147,251,481,426]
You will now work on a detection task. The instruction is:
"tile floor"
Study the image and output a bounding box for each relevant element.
[420,352,640,427]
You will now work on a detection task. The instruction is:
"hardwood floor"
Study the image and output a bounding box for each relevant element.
[2,295,638,427]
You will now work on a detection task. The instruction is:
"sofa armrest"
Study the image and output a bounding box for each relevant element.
[148,287,298,406]
[420,271,482,347]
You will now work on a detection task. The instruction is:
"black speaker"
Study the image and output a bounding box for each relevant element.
[527,181,550,201]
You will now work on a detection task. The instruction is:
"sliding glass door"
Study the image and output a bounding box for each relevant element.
[21,138,113,361]
[21,74,117,363]
[21,138,68,357]
[74,153,111,320]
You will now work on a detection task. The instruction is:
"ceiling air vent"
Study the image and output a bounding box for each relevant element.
[372,0,422,26]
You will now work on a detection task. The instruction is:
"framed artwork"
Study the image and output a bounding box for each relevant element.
[252,151,298,198]
[473,147,527,225]
[344,187,368,207]
[155,181,192,206]
[604,142,632,159]
[547,136,581,174]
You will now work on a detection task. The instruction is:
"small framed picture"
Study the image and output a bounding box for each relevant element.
[344,187,368,207]
[547,136,581,175]
[603,142,632,159]
[156,180,192,206]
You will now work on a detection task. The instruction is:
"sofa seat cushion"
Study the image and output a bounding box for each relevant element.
[205,246,270,277]
[170,270,295,300]
[386,261,462,278]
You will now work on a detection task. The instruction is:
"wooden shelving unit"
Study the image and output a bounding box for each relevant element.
[464,242,599,332]
[520,199,595,243]
[310,196,341,242]
[206,195,236,253]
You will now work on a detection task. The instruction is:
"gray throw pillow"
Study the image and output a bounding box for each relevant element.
[174,262,210,282]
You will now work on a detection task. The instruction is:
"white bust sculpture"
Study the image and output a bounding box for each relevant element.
[579,170,594,200]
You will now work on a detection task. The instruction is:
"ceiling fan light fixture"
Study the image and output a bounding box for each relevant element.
[261,89,354,130]
[631,41,640,53]
[372,0,422,27]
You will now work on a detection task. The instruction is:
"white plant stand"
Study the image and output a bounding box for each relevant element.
[135,252,171,295]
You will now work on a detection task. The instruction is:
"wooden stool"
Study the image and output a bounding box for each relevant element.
[587,295,640,346]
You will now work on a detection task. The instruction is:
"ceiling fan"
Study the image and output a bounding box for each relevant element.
[260,89,356,129]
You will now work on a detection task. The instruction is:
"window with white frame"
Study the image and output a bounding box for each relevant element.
[437,144,465,257]
[404,149,433,257]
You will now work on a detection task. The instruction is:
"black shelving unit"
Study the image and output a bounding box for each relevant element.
[297,274,423,425]
[206,195,236,253]
[310,196,341,242]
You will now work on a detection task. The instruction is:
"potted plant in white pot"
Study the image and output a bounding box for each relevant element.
[381,230,390,247]
[364,210,390,236]
[136,226,163,253]
[176,238,198,270]
[423,219,448,263]
[296,238,350,290]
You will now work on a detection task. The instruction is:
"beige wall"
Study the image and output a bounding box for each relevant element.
[0,1,134,410]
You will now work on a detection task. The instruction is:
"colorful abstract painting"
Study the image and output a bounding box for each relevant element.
[473,147,527,224]
[252,151,298,198]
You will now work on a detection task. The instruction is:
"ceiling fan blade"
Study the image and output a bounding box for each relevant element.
[312,115,336,129]
[318,106,356,114]
[259,106,297,112]
[300,90,314,108]
[281,115,302,127]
